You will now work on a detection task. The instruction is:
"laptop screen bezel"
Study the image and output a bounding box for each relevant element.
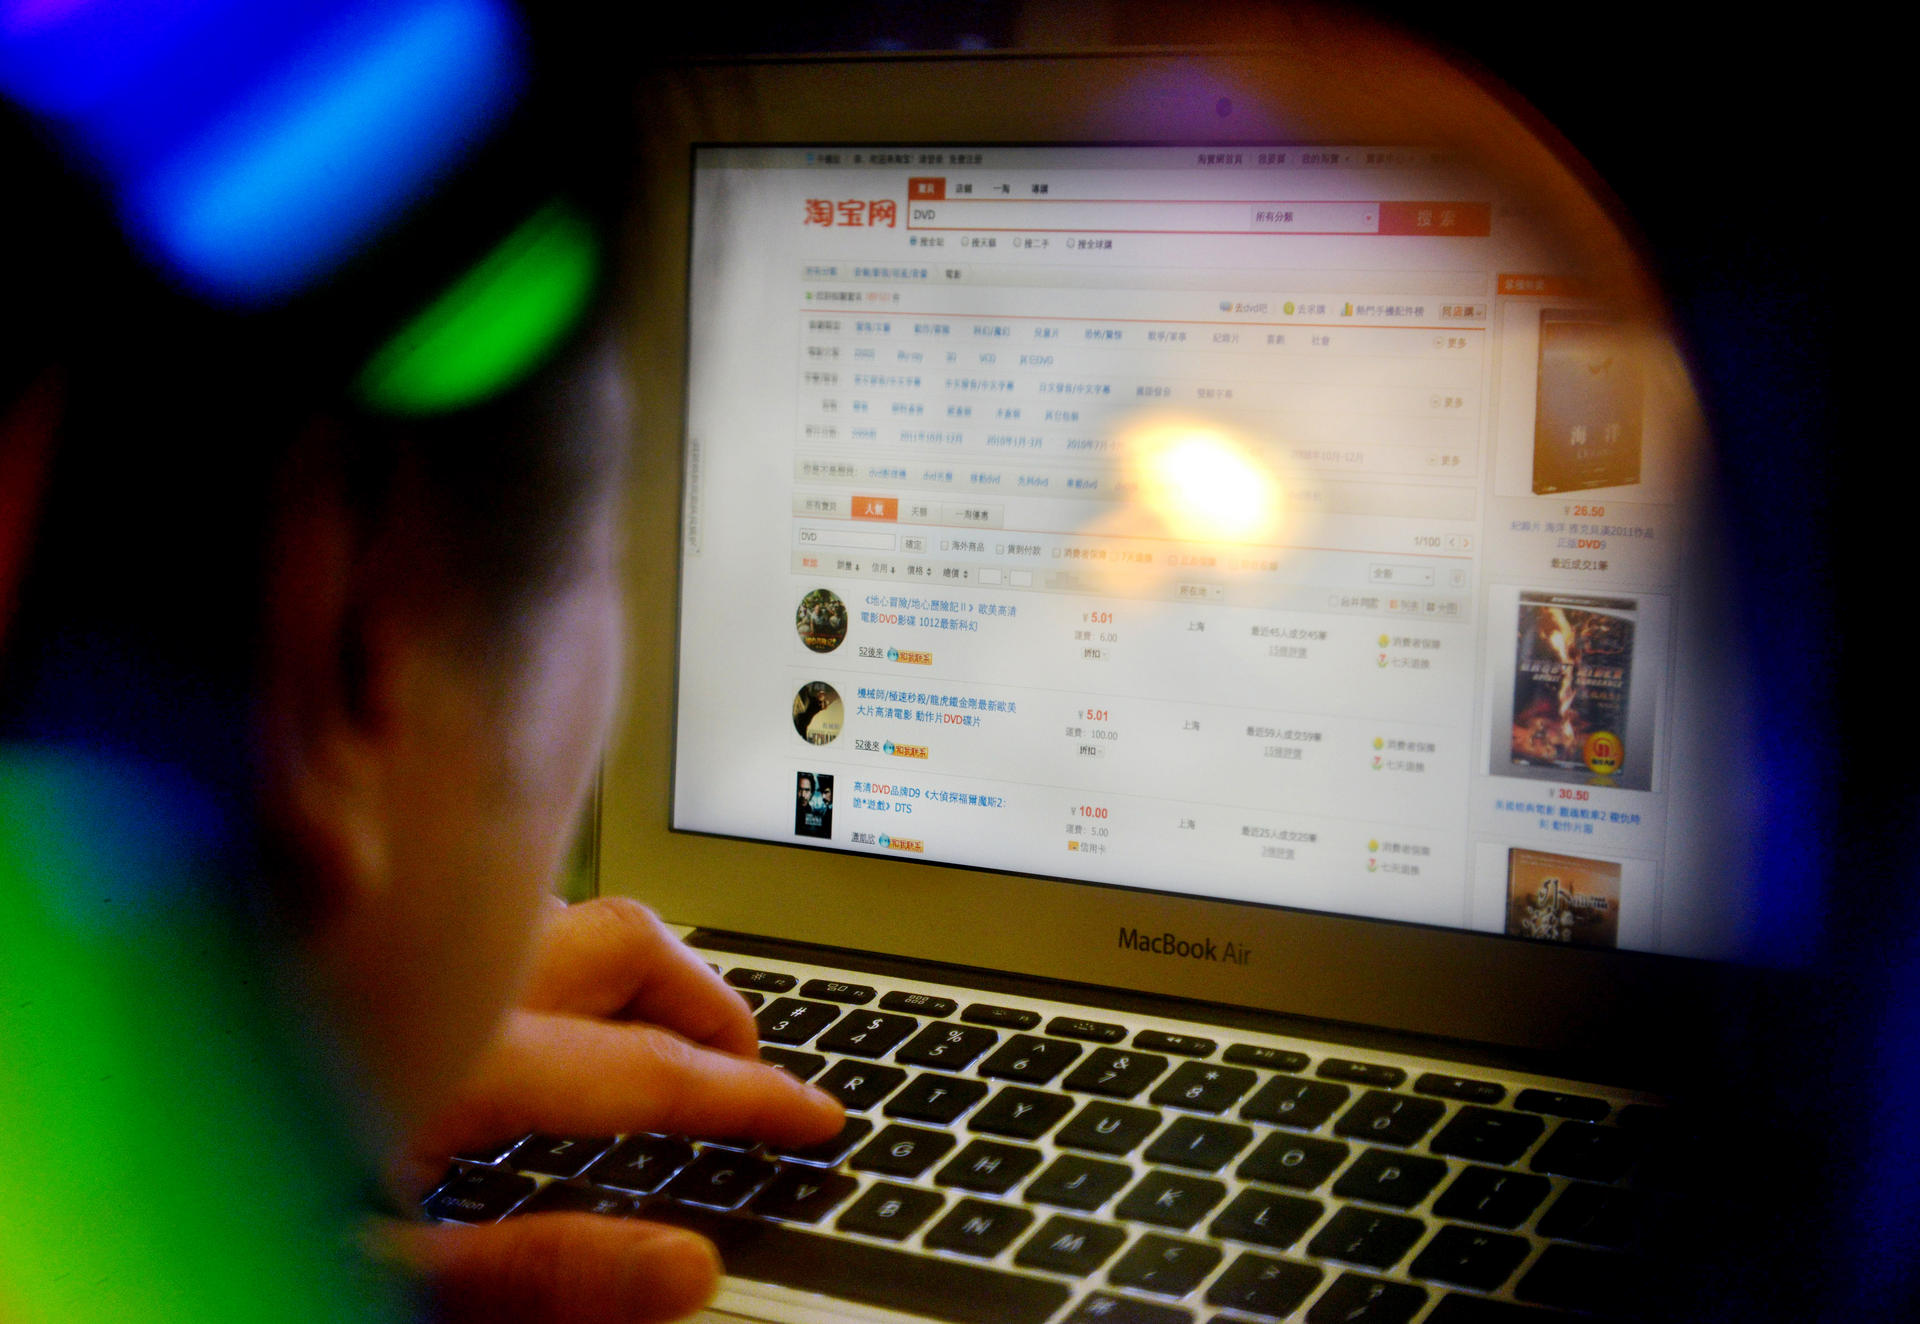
[598,46,1734,1087]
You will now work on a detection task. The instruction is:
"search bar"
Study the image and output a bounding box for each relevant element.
[798,528,897,550]
[906,199,1489,237]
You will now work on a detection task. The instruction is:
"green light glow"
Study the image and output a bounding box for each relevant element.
[1,751,404,1321]
[356,199,599,414]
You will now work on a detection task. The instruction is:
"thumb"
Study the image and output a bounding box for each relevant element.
[377,1213,722,1323]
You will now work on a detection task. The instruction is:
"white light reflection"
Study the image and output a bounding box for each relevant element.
[1123,416,1286,546]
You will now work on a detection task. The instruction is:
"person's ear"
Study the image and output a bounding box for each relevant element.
[258,424,405,930]
[1,372,62,657]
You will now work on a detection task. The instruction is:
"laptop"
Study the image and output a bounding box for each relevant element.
[438,41,1763,1323]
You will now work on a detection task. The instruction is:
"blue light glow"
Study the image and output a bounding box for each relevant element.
[128,0,523,302]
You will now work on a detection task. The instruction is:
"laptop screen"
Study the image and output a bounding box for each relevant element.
[666,138,1743,963]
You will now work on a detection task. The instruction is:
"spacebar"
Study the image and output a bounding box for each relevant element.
[648,1204,1073,1324]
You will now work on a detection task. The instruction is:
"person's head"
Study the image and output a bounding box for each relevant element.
[1,314,629,1148]
[798,774,814,801]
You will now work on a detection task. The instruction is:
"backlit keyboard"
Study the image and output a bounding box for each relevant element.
[426,949,1662,1322]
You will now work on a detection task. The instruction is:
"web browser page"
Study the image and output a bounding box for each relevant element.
[674,144,1713,957]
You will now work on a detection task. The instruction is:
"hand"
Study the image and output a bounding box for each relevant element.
[379,896,844,1322]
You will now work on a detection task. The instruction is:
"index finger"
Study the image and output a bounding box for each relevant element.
[417,1009,844,1163]
[519,897,758,1057]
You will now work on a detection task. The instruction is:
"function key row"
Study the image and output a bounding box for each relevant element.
[733,966,1618,1120]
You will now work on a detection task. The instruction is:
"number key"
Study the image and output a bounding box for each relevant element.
[816,1010,918,1058]
[896,1022,999,1070]
[1150,1061,1257,1112]
[1242,1077,1349,1129]
[979,1033,1083,1083]
[1334,1090,1445,1147]
[1062,1046,1168,1098]
[756,997,841,1045]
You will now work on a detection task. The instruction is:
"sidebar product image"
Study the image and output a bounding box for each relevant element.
[1509,592,1637,785]
[1506,848,1621,948]
[1532,308,1643,494]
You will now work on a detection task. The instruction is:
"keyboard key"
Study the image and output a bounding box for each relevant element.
[1224,1043,1311,1073]
[752,1165,858,1223]
[1536,1180,1643,1247]
[1513,1243,1639,1315]
[1430,1106,1546,1165]
[1063,1047,1169,1098]
[521,1182,643,1218]
[1210,1188,1322,1249]
[1424,1296,1585,1323]
[1410,1225,1530,1291]
[1143,1116,1252,1171]
[425,1166,535,1222]
[726,967,796,993]
[772,1117,872,1165]
[665,1150,775,1209]
[1150,1062,1257,1113]
[979,1033,1084,1083]
[1308,1207,1425,1269]
[1237,1133,1348,1190]
[1108,1234,1222,1296]
[799,978,875,1004]
[1331,1147,1447,1208]
[587,1134,694,1193]
[512,1133,615,1179]
[963,1002,1041,1029]
[1014,1215,1127,1275]
[1513,1088,1610,1122]
[816,1059,907,1110]
[1064,1292,1194,1323]
[816,1010,918,1057]
[936,1139,1044,1195]
[925,1197,1035,1257]
[649,1204,1072,1323]
[1057,1100,1163,1154]
[1026,1154,1133,1210]
[455,1136,524,1165]
[758,1045,828,1081]
[880,990,957,1017]
[1241,1077,1349,1129]
[1334,1090,1445,1146]
[1305,1272,1427,1323]
[1317,1059,1407,1088]
[1432,1166,1551,1228]
[838,1181,945,1240]
[1114,1170,1227,1229]
[1615,1102,1669,1132]
[1048,1015,1128,1043]
[970,1086,1075,1139]
[1134,1029,1216,1057]
[1415,1072,1506,1104]
[1206,1251,1323,1316]
[850,1123,957,1178]
[757,997,841,1045]
[736,990,764,1010]
[897,1022,999,1070]
[884,1072,989,1124]
[1529,1121,1638,1182]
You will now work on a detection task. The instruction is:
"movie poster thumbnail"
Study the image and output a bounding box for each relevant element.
[795,772,833,839]
[1506,848,1621,949]
[1532,308,1643,495]
[796,588,848,654]
[1509,591,1637,786]
[793,680,844,746]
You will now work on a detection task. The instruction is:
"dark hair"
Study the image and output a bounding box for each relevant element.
[0,305,624,804]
